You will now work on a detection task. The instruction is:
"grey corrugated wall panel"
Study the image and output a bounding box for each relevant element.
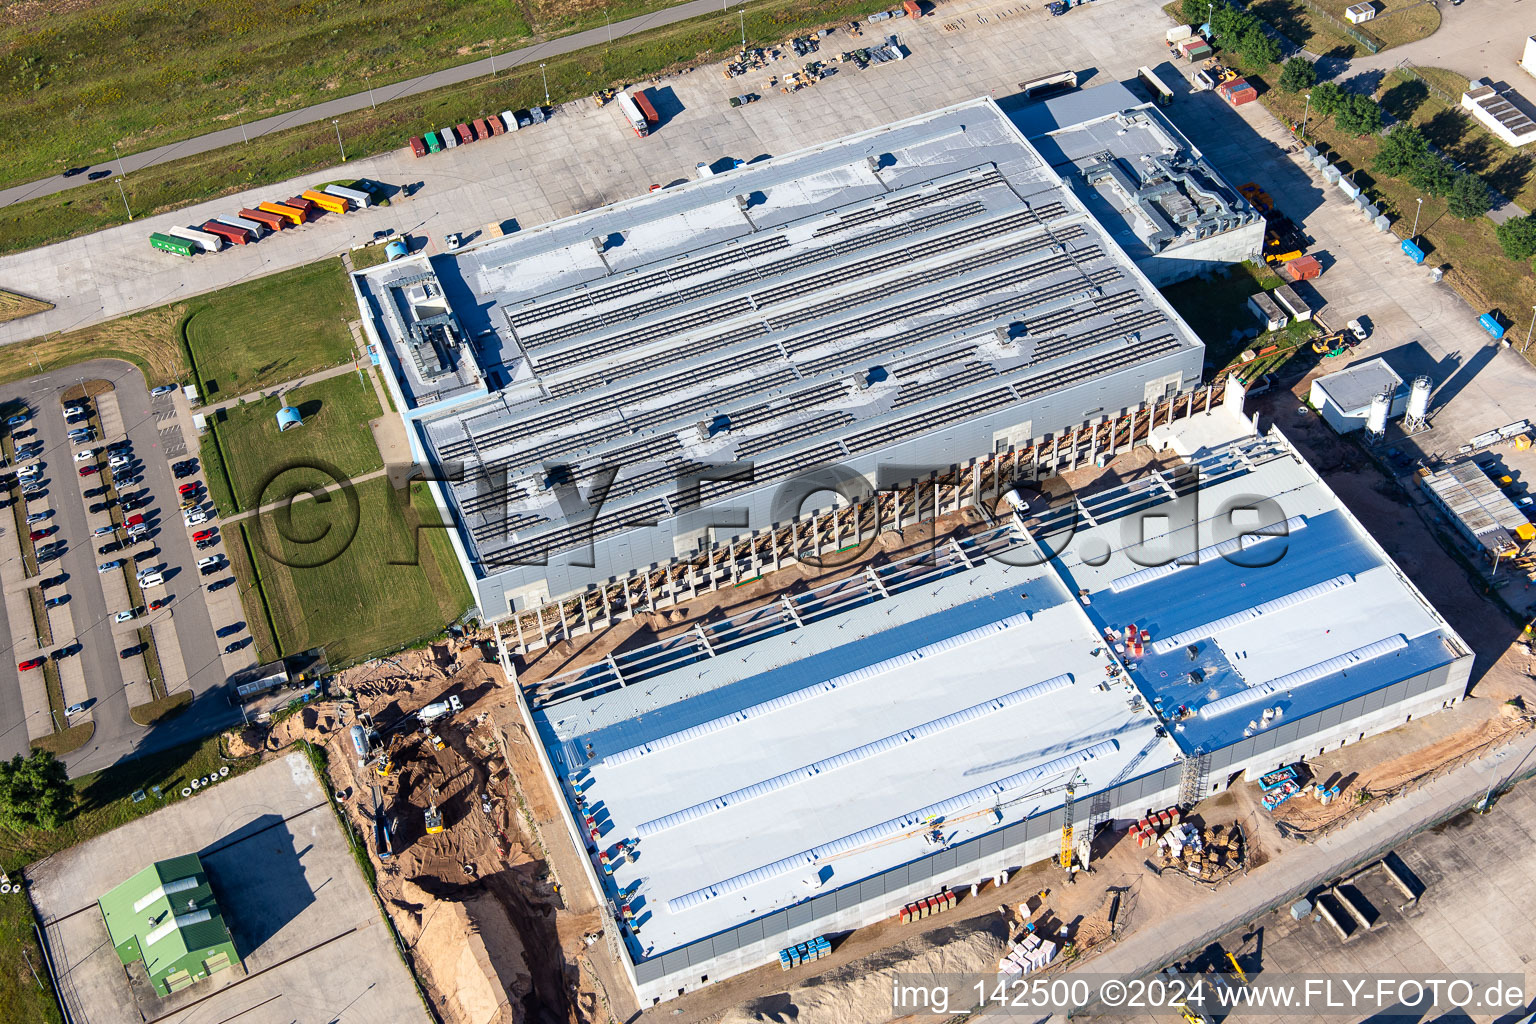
[1363,686,1388,713]
[787,901,814,929]
[636,958,665,983]
[662,949,691,973]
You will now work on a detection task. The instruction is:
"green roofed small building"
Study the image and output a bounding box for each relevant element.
[98,853,240,996]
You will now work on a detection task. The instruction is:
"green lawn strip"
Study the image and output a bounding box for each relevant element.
[200,428,240,515]
[0,735,259,871]
[1378,69,1536,213]
[30,721,93,757]
[0,0,893,257]
[9,481,39,577]
[410,481,476,622]
[1307,0,1437,49]
[129,691,192,727]
[225,521,283,664]
[136,624,166,701]
[27,588,52,648]
[0,288,54,323]
[216,371,383,509]
[0,893,63,1024]
[38,662,64,736]
[243,477,464,666]
[349,244,392,271]
[1257,76,1536,339]
[184,260,357,399]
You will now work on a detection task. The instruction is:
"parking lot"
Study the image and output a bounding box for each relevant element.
[0,359,253,770]
[26,751,429,1024]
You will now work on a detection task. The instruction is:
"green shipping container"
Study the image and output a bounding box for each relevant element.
[425,131,443,153]
[150,232,194,256]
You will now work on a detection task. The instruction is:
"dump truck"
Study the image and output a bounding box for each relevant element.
[616,92,650,136]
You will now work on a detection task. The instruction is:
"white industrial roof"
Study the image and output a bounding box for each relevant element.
[1313,356,1404,414]
[531,413,1467,961]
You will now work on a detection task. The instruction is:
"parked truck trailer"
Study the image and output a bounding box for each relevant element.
[323,183,372,209]
[165,225,225,253]
[242,207,288,231]
[150,233,195,256]
[201,220,252,246]
[258,201,305,225]
[301,189,348,214]
[616,92,650,136]
[217,214,269,237]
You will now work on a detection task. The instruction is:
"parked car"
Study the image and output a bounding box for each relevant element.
[92,524,116,537]
[26,510,52,524]
[197,555,223,570]
[79,465,99,476]
[192,528,217,542]
[84,485,108,498]
[63,404,85,417]
[200,563,222,577]
[185,509,209,526]
[97,559,122,573]
[216,623,244,638]
[17,657,44,671]
[6,412,30,427]
[98,540,123,554]
[150,597,172,610]
[179,483,200,496]
[1347,319,1368,342]
[50,642,81,659]
[106,439,132,452]
[209,577,236,592]
[65,702,88,716]
[114,608,143,623]
[151,384,178,396]
[73,449,96,462]
[224,639,252,653]
[173,459,199,478]
[120,643,146,659]
[40,574,67,589]
[44,595,68,608]
[88,501,113,514]
[30,527,55,541]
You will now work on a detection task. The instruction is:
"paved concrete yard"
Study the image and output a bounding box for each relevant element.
[26,752,428,1024]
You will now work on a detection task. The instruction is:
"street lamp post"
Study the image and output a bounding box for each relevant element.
[365,73,376,109]
[112,140,126,176]
[1301,92,1311,138]
[333,118,346,162]
[1411,196,1423,245]
[1525,305,1536,353]
[739,8,747,50]
[540,63,550,106]
[114,176,132,221]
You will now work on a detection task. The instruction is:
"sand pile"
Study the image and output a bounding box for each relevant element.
[722,919,1008,1024]
[392,877,533,1024]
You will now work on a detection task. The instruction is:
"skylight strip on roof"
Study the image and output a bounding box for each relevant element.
[1108,515,1308,593]
[668,739,1118,913]
[602,609,1035,767]
[1198,634,1409,719]
[132,875,200,914]
[634,673,1075,837]
[1148,574,1355,655]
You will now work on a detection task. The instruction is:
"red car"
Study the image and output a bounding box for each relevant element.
[29,527,54,541]
[150,597,171,610]
[179,483,199,496]
[18,657,45,671]
[192,528,216,542]
[79,464,99,476]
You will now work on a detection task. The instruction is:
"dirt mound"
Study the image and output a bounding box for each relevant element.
[722,919,1007,1024]
[408,881,534,1024]
[225,727,263,758]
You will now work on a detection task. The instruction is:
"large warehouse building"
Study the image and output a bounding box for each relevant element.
[354,97,1206,617]
[505,412,1471,1005]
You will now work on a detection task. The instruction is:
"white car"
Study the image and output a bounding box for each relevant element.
[150,384,178,396]
[108,455,130,469]
[114,609,141,623]
[1347,319,1368,342]
[444,232,462,251]
[139,572,165,588]
[63,405,84,417]
[185,509,209,526]
[136,564,164,579]
[73,449,96,462]
[197,556,221,570]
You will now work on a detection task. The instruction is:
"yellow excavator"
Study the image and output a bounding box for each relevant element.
[424,787,445,835]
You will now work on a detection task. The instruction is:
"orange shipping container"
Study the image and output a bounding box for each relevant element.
[302,189,348,214]
[258,201,305,226]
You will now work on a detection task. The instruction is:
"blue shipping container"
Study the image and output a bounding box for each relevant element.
[1401,239,1425,264]
[1478,313,1506,339]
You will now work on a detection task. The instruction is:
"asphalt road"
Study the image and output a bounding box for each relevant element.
[0,361,241,774]
[0,539,26,762]
[0,0,725,210]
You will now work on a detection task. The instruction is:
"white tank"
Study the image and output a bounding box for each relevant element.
[1407,376,1432,421]
[1366,391,1391,435]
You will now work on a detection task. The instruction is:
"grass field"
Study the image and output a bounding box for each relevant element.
[0,289,53,323]
[1261,70,1536,338]
[0,303,186,389]
[211,371,383,511]
[0,895,61,1024]
[242,477,473,665]
[0,0,891,258]
[183,259,357,398]
[1311,0,1438,49]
